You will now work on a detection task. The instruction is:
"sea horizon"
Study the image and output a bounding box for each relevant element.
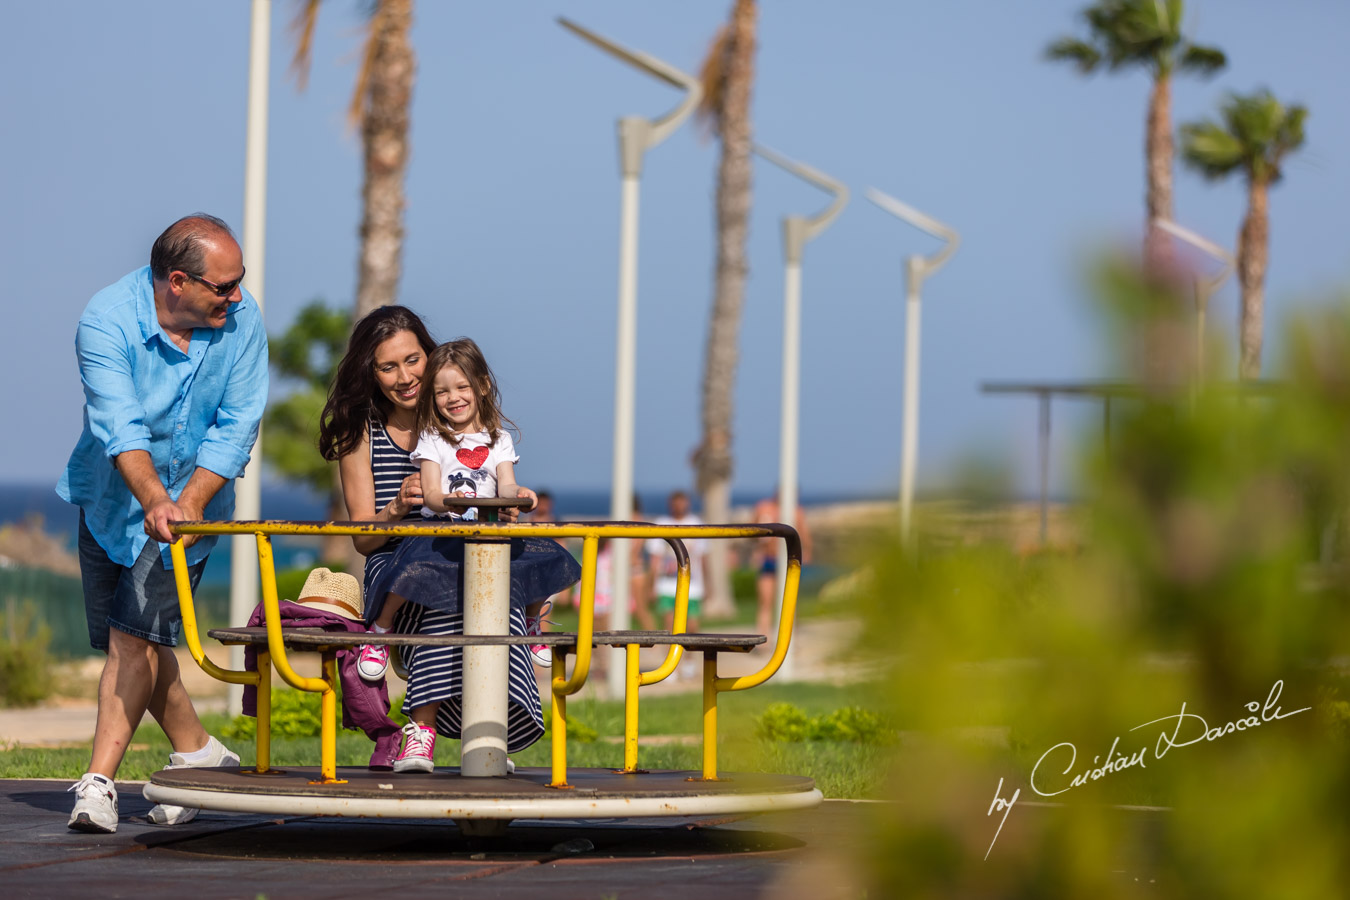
[0,479,901,585]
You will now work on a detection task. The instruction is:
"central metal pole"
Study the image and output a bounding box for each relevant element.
[775,218,806,677]
[608,117,647,697]
[899,257,922,548]
[461,537,511,776]
[229,0,270,717]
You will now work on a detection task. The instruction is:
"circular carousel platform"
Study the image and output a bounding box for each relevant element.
[144,766,823,822]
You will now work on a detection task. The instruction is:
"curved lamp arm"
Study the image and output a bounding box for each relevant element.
[558,17,702,149]
[867,187,960,276]
[1155,217,1235,296]
[755,144,849,241]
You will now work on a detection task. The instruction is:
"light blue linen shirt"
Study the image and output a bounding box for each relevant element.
[57,266,268,569]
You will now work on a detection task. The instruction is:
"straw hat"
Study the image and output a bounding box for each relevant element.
[295,567,364,621]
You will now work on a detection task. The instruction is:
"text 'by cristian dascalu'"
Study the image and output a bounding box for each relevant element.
[983,679,1310,860]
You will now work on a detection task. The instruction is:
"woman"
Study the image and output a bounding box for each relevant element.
[318,306,572,772]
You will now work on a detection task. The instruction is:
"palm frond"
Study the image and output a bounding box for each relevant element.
[1045,37,1101,73]
[1182,90,1310,184]
[289,0,322,91]
[1277,104,1309,154]
[1222,91,1283,148]
[696,24,730,137]
[1179,119,1244,180]
[1177,42,1225,76]
[348,1,385,130]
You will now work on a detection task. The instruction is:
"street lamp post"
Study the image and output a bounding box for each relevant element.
[1155,218,1235,378]
[228,0,271,716]
[867,189,959,548]
[754,146,847,657]
[559,18,700,697]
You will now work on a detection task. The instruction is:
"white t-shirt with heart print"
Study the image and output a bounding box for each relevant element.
[410,429,519,521]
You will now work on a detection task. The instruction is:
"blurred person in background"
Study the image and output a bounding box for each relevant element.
[646,490,707,637]
[752,491,812,638]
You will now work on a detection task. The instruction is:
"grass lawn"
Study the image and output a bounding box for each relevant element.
[0,680,895,799]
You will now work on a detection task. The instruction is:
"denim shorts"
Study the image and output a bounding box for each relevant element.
[78,512,206,651]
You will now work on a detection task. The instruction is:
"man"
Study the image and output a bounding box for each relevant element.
[58,214,267,833]
[645,490,708,635]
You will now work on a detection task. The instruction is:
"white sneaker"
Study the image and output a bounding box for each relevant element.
[394,722,436,773]
[68,773,118,833]
[148,735,240,826]
[357,643,390,682]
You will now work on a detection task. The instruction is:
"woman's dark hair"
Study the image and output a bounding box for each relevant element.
[415,338,517,448]
[318,306,437,461]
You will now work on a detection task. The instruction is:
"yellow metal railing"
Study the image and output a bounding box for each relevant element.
[168,519,802,786]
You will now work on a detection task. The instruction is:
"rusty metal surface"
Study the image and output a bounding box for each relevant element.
[168,520,803,568]
[207,628,764,652]
[208,626,584,648]
[149,767,815,799]
[559,632,764,651]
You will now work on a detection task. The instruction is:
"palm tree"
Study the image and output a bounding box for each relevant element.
[692,0,757,618]
[1181,90,1308,379]
[263,302,352,563]
[292,0,416,319]
[1046,0,1225,261]
[287,1,414,567]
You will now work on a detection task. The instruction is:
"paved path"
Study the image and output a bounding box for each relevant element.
[0,778,868,899]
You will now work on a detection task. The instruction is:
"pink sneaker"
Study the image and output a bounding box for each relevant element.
[526,601,553,668]
[394,722,435,773]
[357,643,389,682]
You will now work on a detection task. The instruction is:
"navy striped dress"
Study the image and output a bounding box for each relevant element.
[363,417,544,753]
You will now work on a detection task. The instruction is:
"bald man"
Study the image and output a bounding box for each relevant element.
[58,214,268,833]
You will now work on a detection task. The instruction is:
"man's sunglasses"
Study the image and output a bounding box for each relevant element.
[180,267,245,297]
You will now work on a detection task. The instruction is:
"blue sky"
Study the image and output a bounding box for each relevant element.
[3,0,1347,503]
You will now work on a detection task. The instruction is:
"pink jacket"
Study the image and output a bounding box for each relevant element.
[242,600,401,770]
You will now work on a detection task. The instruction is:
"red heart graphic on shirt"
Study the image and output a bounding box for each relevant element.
[456,446,490,470]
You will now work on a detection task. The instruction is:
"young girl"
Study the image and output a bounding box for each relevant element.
[361,339,580,773]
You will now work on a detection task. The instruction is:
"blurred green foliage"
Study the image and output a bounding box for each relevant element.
[0,601,53,707]
[845,261,1350,897]
[262,300,350,499]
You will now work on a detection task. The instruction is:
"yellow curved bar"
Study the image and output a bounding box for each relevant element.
[256,534,328,693]
[254,650,271,774]
[622,644,641,772]
[169,540,258,686]
[638,546,689,686]
[622,540,688,772]
[549,651,570,788]
[172,521,778,542]
[552,534,598,697]
[314,654,346,784]
[716,557,800,692]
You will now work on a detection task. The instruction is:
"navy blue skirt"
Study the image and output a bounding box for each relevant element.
[364,536,580,623]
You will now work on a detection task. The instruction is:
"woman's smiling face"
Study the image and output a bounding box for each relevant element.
[372,329,426,412]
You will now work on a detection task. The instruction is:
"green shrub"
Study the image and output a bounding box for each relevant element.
[756,702,895,745]
[0,601,54,707]
[222,687,324,740]
[756,702,813,742]
[543,713,599,743]
[224,688,409,741]
[809,706,894,744]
